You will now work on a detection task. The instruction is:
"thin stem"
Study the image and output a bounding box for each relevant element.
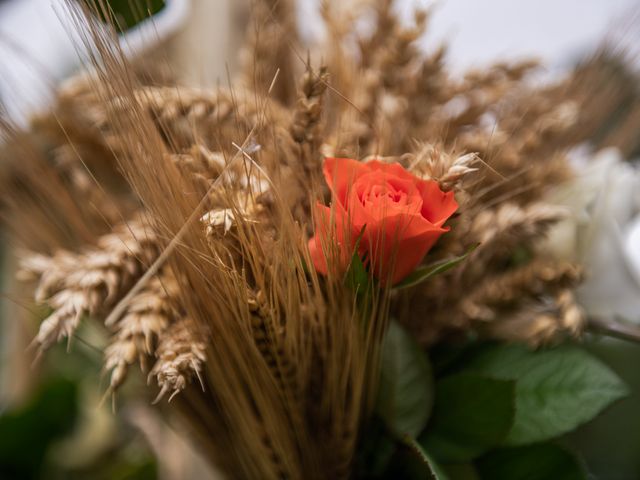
[587,316,640,344]
[104,69,280,327]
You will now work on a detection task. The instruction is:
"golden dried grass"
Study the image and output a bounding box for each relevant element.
[3,0,631,477]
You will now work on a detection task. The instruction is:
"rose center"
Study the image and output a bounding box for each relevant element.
[360,181,408,206]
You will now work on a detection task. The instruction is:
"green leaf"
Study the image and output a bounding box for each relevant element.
[398,435,448,480]
[466,345,629,445]
[345,252,369,292]
[395,245,478,290]
[420,373,515,462]
[84,0,166,31]
[377,321,434,437]
[476,443,587,480]
[0,378,78,479]
[344,226,370,293]
[442,463,481,480]
[356,417,398,478]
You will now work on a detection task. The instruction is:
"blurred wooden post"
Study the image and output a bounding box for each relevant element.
[166,0,246,87]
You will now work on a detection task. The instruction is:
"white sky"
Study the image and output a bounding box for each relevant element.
[411,0,640,73]
[1,0,639,122]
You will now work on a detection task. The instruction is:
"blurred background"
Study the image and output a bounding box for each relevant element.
[1,0,639,479]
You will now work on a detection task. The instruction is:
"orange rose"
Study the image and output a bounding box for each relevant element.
[308,157,458,285]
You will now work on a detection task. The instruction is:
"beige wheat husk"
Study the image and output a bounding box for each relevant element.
[2,0,633,477]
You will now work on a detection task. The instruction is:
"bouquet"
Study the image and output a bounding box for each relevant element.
[2,1,638,478]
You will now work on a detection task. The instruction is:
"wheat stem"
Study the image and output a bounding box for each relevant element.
[588,316,640,344]
[104,70,281,327]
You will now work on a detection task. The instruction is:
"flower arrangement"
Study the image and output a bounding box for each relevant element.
[2,1,639,478]
[309,157,458,284]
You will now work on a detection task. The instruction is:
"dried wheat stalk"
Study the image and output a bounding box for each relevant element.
[105,269,179,392]
[5,0,624,477]
[483,289,586,346]
[460,259,584,322]
[19,218,159,353]
[150,316,206,403]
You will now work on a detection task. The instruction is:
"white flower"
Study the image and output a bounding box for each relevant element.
[544,147,640,322]
[200,209,237,235]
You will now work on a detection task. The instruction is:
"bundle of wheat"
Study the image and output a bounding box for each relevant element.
[3,1,637,478]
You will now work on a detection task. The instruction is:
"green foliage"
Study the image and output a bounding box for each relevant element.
[361,340,629,479]
[355,417,398,478]
[344,227,370,293]
[377,321,434,438]
[476,443,586,480]
[0,337,158,480]
[80,457,158,480]
[394,245,477,290]
[389,435,448,480]
[420,373,515,462]
[84,0,166,32]
[441,463,481,480]
[358,322,433,477]
[0,378,78,480]
[465,344,629,445]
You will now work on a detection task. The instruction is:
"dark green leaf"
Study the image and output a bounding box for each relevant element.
[429,340,481,376]
[344,226,370,293]
[345,251,369,292]
[466,345,629,445]
[442,463,481,480]
[476,443,587,480]
[84,0,166,32]
[397,435,448,480]
[377,321,434,437]
[356,416,398,478]
[420,373,515,462]
[0,378,78,480]
[395,245,478,290]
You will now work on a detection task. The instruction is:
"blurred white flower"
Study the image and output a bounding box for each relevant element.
[544,147,640,322]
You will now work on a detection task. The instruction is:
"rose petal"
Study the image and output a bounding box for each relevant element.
[312,158,459,285]
[365,160,421,183]
[323,157,369,207]
[385,228,448,284]
[308,202,355,276]
[349,173,423,226]
[363,212,446,284]
[416,180,458,226]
